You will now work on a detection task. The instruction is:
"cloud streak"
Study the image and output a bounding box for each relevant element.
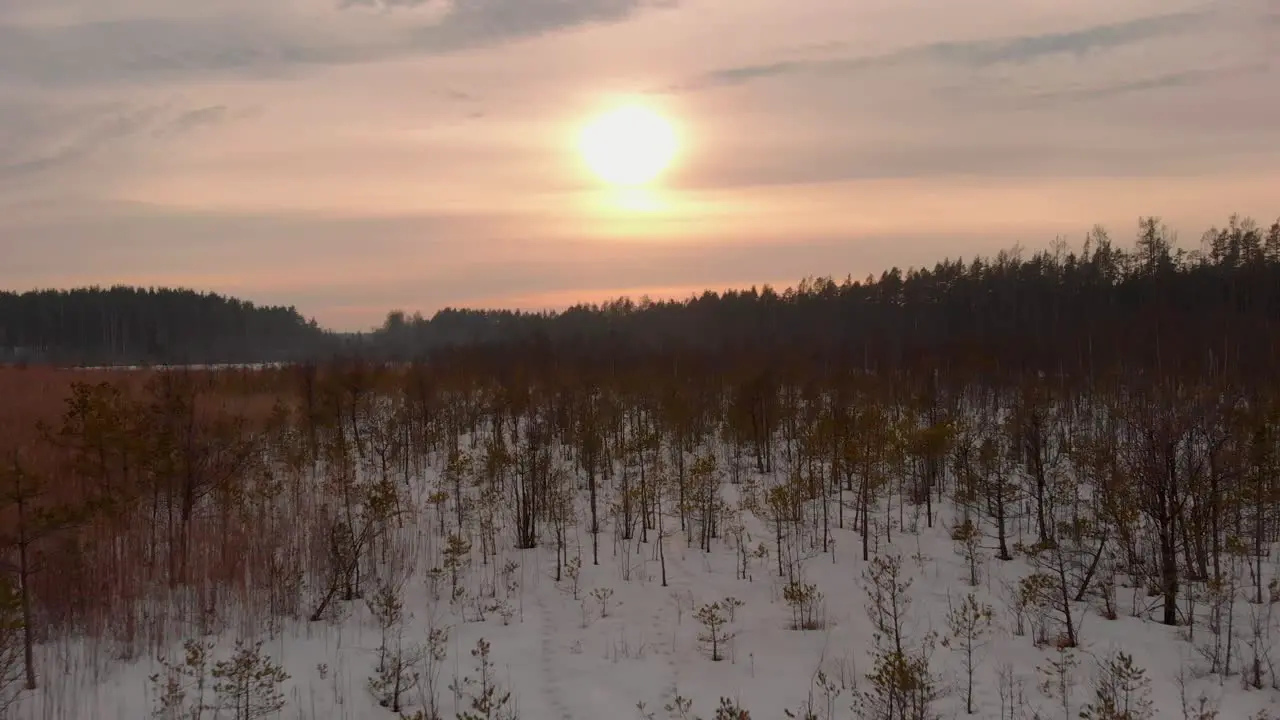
[1014,62,1273,107]
[0,104,164,179]
[670,9,1215,92]
[0,0,678,87]
[0,100,256,181]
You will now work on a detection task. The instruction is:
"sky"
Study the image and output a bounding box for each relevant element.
[1,0,1277,330]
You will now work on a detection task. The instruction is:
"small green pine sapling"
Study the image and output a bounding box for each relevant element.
[1079,651,1153,720]
[859,647,938,720]
[857,554,939,720]
[664,693,695,720]
[713,697,751,720]
[500,560,520,598]
[591,587,615,618]
[695,603,734,662]
[950,519,983,587]
[782,582,825,630]
[489,599,515,625]
[368,581,405,674]
[443,534,472,598]
[416,625,450,720]
[941,592,993,715]
[149,638,214,720]
[209,640,290,720]
[450,638,515,720]
[564,556,582,600]
[368,629,427,713]
[1018,573,1056,646]
[721,597,745,624]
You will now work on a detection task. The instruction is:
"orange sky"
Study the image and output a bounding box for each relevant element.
[1,0,1277,330]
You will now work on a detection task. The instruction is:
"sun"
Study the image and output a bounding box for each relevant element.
[578,104,678,187]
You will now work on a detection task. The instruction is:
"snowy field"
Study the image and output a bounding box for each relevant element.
[10,463,1280,720]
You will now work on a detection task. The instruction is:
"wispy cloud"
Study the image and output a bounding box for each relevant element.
[338,0,442,10]
[0,0,678,87]
[1016,63,1272,107]
[161,106,230,134]
[0,100,255,180]
[400,0,673,52]
[0,104,164,178]
[671,9,1211,92]
[153,105,264,137]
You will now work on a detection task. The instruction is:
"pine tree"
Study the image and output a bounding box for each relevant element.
[857,555,938,720]
[695,602,734,661]
[782,581,825,630]
[713,697,751,720]
[366,578,426,713]
[1079,651,1153,720]
[942,592,993,714]
[0,453,94,689]
[451,638,515,720]
[419,625,450,720]
[209,640,289,720]
[149,638,214,720]
[443,533,473,599]
[368,632,426,714]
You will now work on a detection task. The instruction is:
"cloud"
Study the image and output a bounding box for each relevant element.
[3,99,252,167]
[153,105,266,137]
[0,17,356,88]
[646,0,1278,189]
[914,10,1203,66]
[161,106,230,134]
[339,0,441,10]
[400,0,669,53]
[0,0,678,87]
[0,103,165,179]
[671,9,1215,92]
[1015,63,1272,107]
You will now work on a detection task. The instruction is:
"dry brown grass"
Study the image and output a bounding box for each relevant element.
[0,365,315,658]
[0,367,150,450]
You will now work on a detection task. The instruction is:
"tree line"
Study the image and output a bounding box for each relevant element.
[3,214,1278,375]
[0,286,329,365]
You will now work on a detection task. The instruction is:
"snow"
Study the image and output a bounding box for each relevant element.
[10,464,1280,720]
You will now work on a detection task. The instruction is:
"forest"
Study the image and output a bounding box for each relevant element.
[1,212,1279,719]
[0,287,330,366]
[5,214,1280,373]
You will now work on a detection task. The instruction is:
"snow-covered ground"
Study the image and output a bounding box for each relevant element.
[11,468,1280,720]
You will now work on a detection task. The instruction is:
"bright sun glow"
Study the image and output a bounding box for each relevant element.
[578,104,678,187]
